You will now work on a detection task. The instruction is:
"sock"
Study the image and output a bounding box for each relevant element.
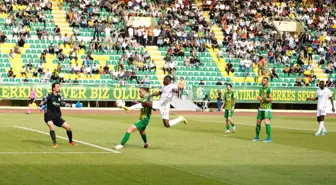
[169,117,182,127]
[140,133,147,143]
[321,121,326,132]
[28,105,31,113]
[317,121,323,133]
[255,124,261,138]
[50,130,56,144]
[266,124,272,139]
[121,132,131,145]
[66,130,73,142]
[226,125,230,130]
[129,103,143,110]
[231,123,235,127]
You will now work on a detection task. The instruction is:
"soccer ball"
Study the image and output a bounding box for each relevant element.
[116,99,125,108]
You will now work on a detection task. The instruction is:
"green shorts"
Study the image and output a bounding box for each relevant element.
[134,118,150,131]
[257,110,272,120]
[224,109,234,118]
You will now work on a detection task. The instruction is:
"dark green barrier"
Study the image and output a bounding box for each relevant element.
[192,85,336,103]
[0,83,161,101]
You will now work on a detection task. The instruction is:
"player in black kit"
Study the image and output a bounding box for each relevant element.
[39,82,76,147]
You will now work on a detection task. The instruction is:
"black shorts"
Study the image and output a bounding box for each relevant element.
[44,116,65,127]
[29,98,35,104]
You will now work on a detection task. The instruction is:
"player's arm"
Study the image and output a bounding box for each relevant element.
[39,93,49,107]
[329,95,335,112]
[221,100,226,110]
[306,92,318,101]
[232,98,236,111]
[149,91,162,98]
[256,89,262,101]
[60,95,71,107]
[265,93,273,102]
[306,97,318,101]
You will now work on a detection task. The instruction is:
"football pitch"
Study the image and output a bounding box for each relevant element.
[0,111,335,185]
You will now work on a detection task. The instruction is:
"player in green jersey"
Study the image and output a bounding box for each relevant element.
[253,77,273,142]
[114,87,152,150]
[221,84,236,134]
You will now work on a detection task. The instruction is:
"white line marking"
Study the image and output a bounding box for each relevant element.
[13,126,121,154]
[0,152,113,155]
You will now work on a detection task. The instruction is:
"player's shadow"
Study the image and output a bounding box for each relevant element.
[22,139,50,146]
[124,144,163,150]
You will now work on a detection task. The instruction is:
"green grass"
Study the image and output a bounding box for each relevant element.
[0,112,335,185]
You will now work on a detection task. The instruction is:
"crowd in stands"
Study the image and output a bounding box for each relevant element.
[205,0,336,87]
[0,0,335,88]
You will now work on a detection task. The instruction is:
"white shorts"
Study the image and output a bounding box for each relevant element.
[317,109,327,117]
[153,101,170,120]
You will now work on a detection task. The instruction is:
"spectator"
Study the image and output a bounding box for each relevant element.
[199,80,205,85]
[129,70,137,81]
[283,65,291,77]
[119,78,127,86]
[103,64,110,74]
[54,25,61,39]
[271,68,279,81]
[225,61,234,75]
[216,79,223,85]
[295,75,302,87]
[177,77,186,99]
[21,66,27,78]
[0,31,7,43]
[217,90,222,112]
[92,64,99,74]
[32,68,38,78]
[9,49,14,59]
[149,60,156,72]
[18,36,25,47]
[85,65,92,77]
[143,75,150,85]
[163,61,170,74]
[326,78,333,87]
[23,76,29,83]
[7,68,15,78]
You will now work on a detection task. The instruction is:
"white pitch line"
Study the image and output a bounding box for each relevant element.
[0,152,113,155]
[13,126,121,154]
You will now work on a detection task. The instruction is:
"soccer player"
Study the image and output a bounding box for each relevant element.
[39,82,76,147]
[253,77,273,142]
[27,86,36,114]
[221,84,236,134]
[307,81,335,136]
[114,87,152,150]
[123,75,187,127]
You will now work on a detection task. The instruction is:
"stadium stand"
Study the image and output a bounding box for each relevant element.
[0,0,335,90]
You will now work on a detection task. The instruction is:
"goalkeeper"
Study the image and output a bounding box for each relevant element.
[39,82,76,147]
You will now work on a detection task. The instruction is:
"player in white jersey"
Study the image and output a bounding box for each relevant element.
[307,81,335,136]
[123,75,188,127]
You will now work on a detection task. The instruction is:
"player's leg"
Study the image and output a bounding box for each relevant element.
[224,110,230,133]
[61,121,76,145]
[46,121,57,147]
[262,111,272,142]
[228,111,235,133]
[28,102,31,114]
[139,129,150,148]
[315,109,327,136]
[252,110,263,141]
[160,105,187,127]
[114,121,140,149]
[123,101,153,111]
[320,114,327,136]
